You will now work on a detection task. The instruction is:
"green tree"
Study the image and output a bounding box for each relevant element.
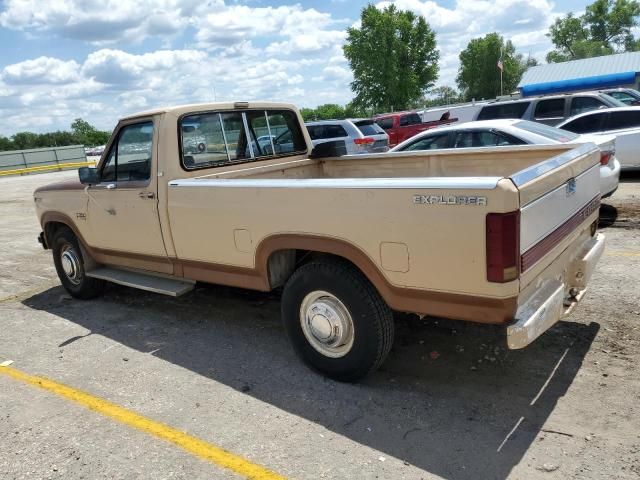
[457,33,531,100]
[11,132,40,150]
[547,0,640,62]
[70,117,110,146]
[0,136,14,151]
[423,86,464,107]
[343,4,439,112]
[0,118,111,152]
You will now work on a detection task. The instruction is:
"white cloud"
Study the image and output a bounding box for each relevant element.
[0,0,567,135]
[2,57,81,85]
[0,0,194,44]
[81,49,207,85]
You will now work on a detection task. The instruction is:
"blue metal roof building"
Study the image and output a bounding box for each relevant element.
[517,51,640,97]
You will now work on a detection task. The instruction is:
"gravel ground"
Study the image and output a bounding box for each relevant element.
[0,170,638,480]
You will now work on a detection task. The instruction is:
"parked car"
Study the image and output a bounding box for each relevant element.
[474,92,626,126]
[34,102,605,381]
[420,102,488,126]
[557,106,640,170]
[305,119,389,154]
[374,111,456,147]
[599,88,640,106]
[84,145,105,157]
[390,119,620,198]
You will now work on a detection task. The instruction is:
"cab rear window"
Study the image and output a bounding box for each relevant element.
[180,109,307,170]
[375,117,394,130]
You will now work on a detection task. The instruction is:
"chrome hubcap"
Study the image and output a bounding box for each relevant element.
[300,291,354,358]
[60,246,82,285]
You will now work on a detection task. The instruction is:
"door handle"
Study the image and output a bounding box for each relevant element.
[138,192,155,199]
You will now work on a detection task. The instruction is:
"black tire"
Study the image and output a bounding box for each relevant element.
[51,227,105,299]
[281,259,394,382]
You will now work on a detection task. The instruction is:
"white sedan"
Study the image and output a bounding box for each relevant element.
[391,119,620,198]
[557,106,640,171]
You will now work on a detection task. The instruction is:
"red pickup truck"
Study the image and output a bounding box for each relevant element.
[374,111,456,147]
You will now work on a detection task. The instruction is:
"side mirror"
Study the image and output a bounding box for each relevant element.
[79,167,100,185]
[310,140,347,159]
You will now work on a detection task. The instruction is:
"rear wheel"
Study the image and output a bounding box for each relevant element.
[281,259,394,382]
[51,227,105,299]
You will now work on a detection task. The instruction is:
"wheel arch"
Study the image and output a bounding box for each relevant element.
[257,234,389,297]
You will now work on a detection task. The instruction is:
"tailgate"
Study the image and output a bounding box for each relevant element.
[511,143,601,290]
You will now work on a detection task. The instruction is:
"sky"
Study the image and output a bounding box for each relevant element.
[0,0,591,135]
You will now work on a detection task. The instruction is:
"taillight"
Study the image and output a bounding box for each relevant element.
[354,137,375,145]
[600,150,614,166]
[486,211,520,283]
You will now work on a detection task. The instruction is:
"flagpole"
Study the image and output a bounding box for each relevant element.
[500,46,504,96]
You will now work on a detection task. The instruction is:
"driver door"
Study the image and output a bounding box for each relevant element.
[85,119,167,259]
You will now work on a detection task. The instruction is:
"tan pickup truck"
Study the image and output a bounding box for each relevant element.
[34,101,605,381]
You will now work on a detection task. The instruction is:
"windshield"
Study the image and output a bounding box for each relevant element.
[601,93,629,107]
[514,120,580,143]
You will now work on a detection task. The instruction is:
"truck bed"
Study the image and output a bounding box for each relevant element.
[167,143,601,326]
[193,143,578,181]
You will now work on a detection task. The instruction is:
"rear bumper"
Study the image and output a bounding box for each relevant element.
[506,233,605,349]
[600,157,620,198]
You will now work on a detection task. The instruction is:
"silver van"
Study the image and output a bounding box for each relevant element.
[474,92,626,126]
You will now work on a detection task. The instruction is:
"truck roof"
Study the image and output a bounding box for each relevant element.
[120,101,298,120]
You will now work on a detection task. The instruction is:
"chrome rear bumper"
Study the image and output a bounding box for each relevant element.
[507,233,605,349]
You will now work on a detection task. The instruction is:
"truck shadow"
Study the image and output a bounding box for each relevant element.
[23,284,599,480]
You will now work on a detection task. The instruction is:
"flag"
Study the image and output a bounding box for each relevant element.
[497,58,503,72]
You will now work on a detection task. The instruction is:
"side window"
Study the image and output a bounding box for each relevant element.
[375,118,394,130]
[534,99,565,119]
[562,113,604,134]
[403,133,449,151]
[307,124,348,139]
[477,102,530,120]
[181,113,231,168]
[454,130,524,148]
[307,125,324,140]
[475,131,523,147]
[570,97,605,116]
[100,121,153,183]
[400,113,421,126]
[608,91,635,104]
[325,125,348,137]
[264,111,307,155]
[453,131,474,148]
[101,149,116,182]
[605,110,640,130]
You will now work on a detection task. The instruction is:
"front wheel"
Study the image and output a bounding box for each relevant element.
[281,259,394,382]
[51,227,105,299]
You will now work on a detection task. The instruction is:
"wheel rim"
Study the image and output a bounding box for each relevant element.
[60,244,82,285]
[300,290,354,358]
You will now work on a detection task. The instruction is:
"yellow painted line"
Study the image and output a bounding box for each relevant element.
[0,161,95,177]
[0,366,285,480]
[606,251,640,257]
